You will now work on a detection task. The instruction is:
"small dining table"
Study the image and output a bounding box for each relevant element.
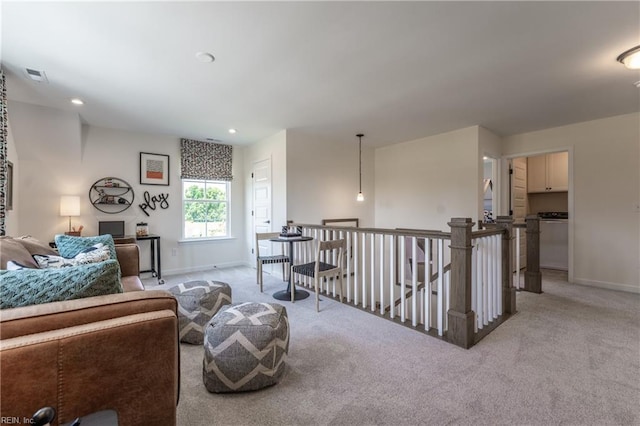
[269,235,313,301]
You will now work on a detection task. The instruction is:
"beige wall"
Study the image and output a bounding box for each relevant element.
[286,130,374,227]
[503,112,640,292]
[8,102,246,275]
[374,126,480,231]
[243,130,288,264]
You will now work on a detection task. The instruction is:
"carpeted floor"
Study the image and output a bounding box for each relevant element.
[144,268,640,426]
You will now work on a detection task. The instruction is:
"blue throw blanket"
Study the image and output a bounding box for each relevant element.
[0,259,123,309]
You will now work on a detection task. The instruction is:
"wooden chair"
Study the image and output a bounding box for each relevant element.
[256,232,289,292]
[290,239,345,312]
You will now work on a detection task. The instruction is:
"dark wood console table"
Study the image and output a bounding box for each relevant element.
[136,234,162,283]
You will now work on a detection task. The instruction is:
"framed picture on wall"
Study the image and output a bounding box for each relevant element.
[140,152,169,186]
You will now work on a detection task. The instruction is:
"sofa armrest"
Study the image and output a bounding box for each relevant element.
[0,290,177,339]
[115,243,140,277]
[0,291,179,425]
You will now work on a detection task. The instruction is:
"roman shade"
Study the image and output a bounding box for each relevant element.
[180,138,233,181]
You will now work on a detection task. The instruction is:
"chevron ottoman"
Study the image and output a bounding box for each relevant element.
[166,280,232,344]
[203,302,289,393]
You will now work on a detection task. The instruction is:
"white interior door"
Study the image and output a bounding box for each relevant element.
[253,158,273,264]
[511,157,527,270]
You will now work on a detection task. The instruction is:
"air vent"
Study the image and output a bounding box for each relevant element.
[24,68,48,83]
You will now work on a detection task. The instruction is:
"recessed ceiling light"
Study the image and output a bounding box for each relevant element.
[195,52,215,63]
[70,98,84,105]
[228,128,237,134]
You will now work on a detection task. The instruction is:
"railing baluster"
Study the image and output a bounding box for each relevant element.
[515,227,521,290]
[362,232,367,309]
[424,237,431,331]
[371,233,375,311]
[497,234,503,316]
[488,236,494,321]
[411,237,418,327]
[472,239,478,332]
[354,231,359,305]
[490,235,502,319]
[477,239,484,330]
[400,236,406,323]
[390,235,396,319]
[346,231,352,302]
[379,234,385,315]
[437,238,444,336]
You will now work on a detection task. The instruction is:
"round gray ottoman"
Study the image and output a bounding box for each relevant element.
[166,280,232,344]
[203,302,289,393]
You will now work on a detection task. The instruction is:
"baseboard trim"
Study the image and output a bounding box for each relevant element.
[572,277,640,294]
[162,261,246,277]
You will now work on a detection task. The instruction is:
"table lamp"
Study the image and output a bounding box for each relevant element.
[60,195,80,234]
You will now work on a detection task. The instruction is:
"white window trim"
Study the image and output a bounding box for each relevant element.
[182,179,231,240]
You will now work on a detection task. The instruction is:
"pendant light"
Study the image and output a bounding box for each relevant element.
[356,133,364,202]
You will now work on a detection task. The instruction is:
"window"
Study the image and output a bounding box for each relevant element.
[182,180,230,239]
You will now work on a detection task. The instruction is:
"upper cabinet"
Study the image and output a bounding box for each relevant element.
[527,151,568,193]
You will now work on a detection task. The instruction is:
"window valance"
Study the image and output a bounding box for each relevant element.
[180,138,233,181]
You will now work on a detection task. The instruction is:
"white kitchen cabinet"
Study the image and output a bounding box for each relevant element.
[527,151,568,193]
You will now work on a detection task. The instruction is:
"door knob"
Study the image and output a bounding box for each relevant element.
[264,220,270,224]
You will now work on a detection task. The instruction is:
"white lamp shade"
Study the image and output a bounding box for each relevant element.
[60,195,80,216]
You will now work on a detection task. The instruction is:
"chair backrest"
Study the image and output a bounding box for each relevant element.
[255,232,281,257]
[317,238,346,268]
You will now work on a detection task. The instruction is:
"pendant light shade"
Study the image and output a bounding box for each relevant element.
[356,133,364,202]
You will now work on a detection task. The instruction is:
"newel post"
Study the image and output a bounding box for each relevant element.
[496,216,516,314]
[447,217,475,349]
[524,215,542,293]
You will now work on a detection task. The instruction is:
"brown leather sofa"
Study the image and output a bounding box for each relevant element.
[0,290,179,425]
[115,243,145,292]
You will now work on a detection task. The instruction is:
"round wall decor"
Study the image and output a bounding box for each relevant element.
[89,177,135,214]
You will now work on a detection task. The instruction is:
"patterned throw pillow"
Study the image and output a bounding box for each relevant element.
[6,260,32,270]
[33,244,110,269]
[74,243,110,264]
[55,234,117,260]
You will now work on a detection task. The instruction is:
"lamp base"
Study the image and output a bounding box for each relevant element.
[65,231,82,236]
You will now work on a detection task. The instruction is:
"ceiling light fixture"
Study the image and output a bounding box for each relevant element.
[617,45,640,70]
[70,98,84,105]
[195,52,215,63]
[356,133,364,202]
[228,128,237,134]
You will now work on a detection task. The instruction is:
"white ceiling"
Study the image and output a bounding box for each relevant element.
[2,1,639,148]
